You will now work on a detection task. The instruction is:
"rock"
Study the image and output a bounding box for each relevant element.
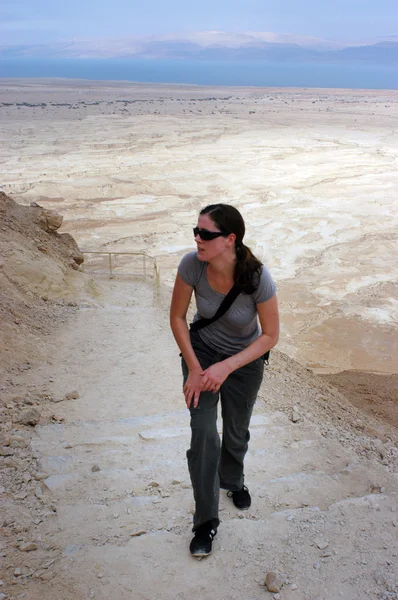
[265,572,282,593]
[51,415,64,422]
[58,232,84,266]
[14,568,22,577]
[316,540,329,550]
[34,570,54,581]
[0,593,7,600]
[13,492,28,500]
[130,530,146,537]
[0,447,14,457]
[291,584,298,590]
[373,440,385,459]
[363,425,386,440]
[291,406,301,423]
[370,484,383,494]
[34,472,49,480]
[34,487,43,499]
[340,465,353,476]
[10,434,27,445]
[17,409,40,426]
[374,572,386,586]
[19,542,38,552]
[64,390,80,401]
[92,464,101,473]
[44,210,63,232]
[3,457,19,469]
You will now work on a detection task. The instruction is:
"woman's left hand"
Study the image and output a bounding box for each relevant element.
[200,361,232,393]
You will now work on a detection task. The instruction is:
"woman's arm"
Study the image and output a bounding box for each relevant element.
[170,274,201,370]
[225,295,279,372]
[170,273,203,407]
[200,295,279,392]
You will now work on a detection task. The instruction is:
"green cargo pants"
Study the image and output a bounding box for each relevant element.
[182,330,265,532]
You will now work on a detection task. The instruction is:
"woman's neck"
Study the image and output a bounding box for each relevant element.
[207,252,236,279]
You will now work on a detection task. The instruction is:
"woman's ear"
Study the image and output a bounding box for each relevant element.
[227,233,236,246]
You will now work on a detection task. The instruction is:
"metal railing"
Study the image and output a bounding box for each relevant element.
[81,251,160,283]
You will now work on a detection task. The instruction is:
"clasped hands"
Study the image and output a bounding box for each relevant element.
[183,361,232,408]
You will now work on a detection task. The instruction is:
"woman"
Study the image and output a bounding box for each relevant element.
[170,203,279,557]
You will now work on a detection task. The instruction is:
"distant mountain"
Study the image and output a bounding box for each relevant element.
[0,35,397,64]
[127,41,319,62]
[332,42,398,63]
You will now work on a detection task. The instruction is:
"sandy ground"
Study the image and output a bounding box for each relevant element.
[0,80,397,380]
[1,275,397,600]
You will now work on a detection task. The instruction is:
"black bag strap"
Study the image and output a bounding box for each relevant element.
[190,285,241,332]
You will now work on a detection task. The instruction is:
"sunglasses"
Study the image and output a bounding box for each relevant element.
[193,227,228,241]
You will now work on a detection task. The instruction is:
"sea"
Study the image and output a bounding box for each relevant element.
[0,58,397,90]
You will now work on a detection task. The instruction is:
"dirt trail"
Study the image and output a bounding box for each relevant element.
[5,277,398,600]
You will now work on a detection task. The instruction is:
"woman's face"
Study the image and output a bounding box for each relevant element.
[194,213,234,262]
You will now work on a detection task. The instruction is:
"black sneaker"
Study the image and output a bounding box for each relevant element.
[227,485,251,510]
[189,521,217,557]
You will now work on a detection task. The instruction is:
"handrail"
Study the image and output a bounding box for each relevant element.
[81,251,159,283]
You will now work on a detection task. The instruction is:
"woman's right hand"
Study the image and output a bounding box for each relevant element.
[183,368,204,409]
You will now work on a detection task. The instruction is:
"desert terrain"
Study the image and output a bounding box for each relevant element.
[1,80,397,378]
[0,81,397,599]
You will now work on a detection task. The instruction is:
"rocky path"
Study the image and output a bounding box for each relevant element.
[3,278,398,600]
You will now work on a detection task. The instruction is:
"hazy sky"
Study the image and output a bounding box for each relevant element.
[1,0,397,45]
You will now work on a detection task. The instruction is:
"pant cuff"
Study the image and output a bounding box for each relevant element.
[220,481,244,492]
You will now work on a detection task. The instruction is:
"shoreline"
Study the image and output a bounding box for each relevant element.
[2,77,398,94]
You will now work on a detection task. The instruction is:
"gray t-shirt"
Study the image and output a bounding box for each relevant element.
[178,251,276,355]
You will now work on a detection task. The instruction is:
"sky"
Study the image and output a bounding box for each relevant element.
[1,0,397,46]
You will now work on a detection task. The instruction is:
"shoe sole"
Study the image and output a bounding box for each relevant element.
[191,550,212,558]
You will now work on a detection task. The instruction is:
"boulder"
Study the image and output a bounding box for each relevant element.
[58,233,84,266]
[37,209,63,233]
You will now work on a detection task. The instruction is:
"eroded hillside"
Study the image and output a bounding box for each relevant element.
[0,192,86,377]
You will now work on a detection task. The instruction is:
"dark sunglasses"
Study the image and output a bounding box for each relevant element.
[193,227,228,241]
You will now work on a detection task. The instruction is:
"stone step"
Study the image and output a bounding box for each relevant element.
[32,412,280,453]
[36,449,392,517]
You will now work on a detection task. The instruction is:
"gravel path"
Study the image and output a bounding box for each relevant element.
[2,277,397,600]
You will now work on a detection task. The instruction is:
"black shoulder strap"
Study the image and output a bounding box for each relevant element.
[190,285,241,332]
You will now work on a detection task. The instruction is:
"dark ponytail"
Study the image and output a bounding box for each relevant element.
[200,204,263,294]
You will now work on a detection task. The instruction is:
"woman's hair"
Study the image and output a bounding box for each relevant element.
[200,203,263,294]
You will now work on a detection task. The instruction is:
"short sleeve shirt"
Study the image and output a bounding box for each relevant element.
[178,251,276,355]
